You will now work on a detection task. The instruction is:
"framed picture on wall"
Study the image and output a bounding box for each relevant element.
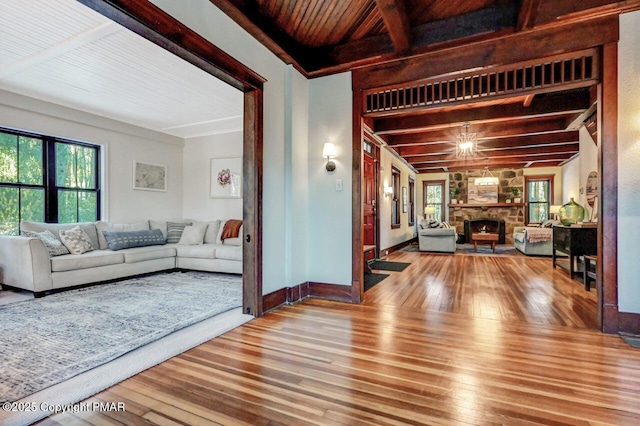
[133,161,167,192]
[402,186,408,212]
[211,157,242,198]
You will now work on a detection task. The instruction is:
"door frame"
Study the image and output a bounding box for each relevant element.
[79,0,266,316]
[363,139,381,259]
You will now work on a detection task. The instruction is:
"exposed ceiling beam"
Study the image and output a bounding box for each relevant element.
[516,0,541,31]
[374,0,411,55]
[322,3,516,76]
[374,91,591,135]
[415,157,567,172]
[405,144,580,164]
[352,16,618,89]
[396,132,580,156]
[411,152,576,166]
[387,118,571,145]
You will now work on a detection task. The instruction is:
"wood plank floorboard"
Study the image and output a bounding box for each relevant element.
[40,251,640,425]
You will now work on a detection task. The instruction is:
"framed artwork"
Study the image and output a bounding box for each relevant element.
[211,157,242,198]
[468,178,498,204]
[402,186,408,213]
[133,161,167,192]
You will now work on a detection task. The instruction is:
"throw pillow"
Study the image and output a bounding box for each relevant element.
[166,221,192,243]
[21,229,70,257]
[59,226,94,255]
[418,219,428,230]
[96,220,149,249]
[178,223,208,245]
[102,229,166,251]
[428,220,441,228]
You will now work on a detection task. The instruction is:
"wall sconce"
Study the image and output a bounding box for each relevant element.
[322,142,336,172]
[384,186,394,197]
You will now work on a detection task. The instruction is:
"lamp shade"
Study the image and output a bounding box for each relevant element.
[549,205,561,214]
[322,142,336,158]
[424,206,436,214]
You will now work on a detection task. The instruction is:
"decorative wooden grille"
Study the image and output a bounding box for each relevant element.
[363,48,599,114]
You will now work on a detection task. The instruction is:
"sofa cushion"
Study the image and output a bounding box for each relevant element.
[96,220,149,249]
[59,226,95,255]
[102,229,166,251]
[166,221,192,244]
[418,228,456,237]
[21,230,70,257]
[202,220,221,244]
[178,223,208,245]
[120,245,177,264]
[21,221,99,250]
[51,250,124,272]
[215,245,242,262]
[176,245,217,259]
[150,219,191,240]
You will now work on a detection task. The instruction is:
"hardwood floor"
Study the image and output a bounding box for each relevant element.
[40,250,640,425]
[367,249,598,329]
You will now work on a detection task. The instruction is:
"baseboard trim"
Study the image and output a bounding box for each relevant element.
[618,311,640,335]
[262,281,354,312]
[381,237,417,256]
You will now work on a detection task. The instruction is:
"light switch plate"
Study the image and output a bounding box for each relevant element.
[335,179,343,191]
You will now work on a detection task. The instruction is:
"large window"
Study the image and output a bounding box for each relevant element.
[423,180,445,222]
[0,128,100,235]
[391,166,401,228]
[526,175,553,224]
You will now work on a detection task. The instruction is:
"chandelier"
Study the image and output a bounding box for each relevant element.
[475,167,499,186]
[456,122,477,159]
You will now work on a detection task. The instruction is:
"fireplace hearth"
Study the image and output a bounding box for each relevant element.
[464,219,506,244]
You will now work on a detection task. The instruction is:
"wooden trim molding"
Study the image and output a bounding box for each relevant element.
[618,312,640,335]
[382,237,417,257]
[262,282,355,313]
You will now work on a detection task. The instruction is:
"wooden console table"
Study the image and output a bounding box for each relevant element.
[471,232,499,252]
[552,225,597,279]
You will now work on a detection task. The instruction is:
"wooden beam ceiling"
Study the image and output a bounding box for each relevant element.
[374,0,412,55]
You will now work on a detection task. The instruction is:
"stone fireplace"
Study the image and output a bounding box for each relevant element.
[449,168,526,245]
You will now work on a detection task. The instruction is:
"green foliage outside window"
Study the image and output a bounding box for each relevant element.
[0,129,99,235]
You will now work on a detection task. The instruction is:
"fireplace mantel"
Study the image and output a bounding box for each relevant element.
[449,203,525,208]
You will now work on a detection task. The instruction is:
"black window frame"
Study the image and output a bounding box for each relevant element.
[0,127,101,235]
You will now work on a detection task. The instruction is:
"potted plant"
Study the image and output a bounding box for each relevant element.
[512,187,522,203]
[450,187,460,204]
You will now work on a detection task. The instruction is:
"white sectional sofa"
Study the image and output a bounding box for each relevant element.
[0,219,242,296]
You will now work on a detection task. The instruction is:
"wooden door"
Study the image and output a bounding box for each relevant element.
[363,152,376,246]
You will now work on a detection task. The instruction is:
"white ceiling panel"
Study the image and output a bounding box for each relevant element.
[0,0,243,138]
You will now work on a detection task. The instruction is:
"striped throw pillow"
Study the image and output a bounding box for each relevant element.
[166,221,192,243]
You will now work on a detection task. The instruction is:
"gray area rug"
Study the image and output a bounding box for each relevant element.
[0,271,242,403]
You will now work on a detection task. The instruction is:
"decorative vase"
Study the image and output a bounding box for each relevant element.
[513,197,521,203]
[451,199,457,204]
[559,198,585,225]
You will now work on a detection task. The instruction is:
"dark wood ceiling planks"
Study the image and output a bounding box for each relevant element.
[209,0,640,170]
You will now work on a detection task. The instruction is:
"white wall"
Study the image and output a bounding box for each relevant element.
[561,127,598,217]
[151,0,289,294]
[287,66,309,287]
[182,132,243,221]
[379,148,417,251]
[307,73,353,286]
[618,11,640,313]
[0,90,184,223]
